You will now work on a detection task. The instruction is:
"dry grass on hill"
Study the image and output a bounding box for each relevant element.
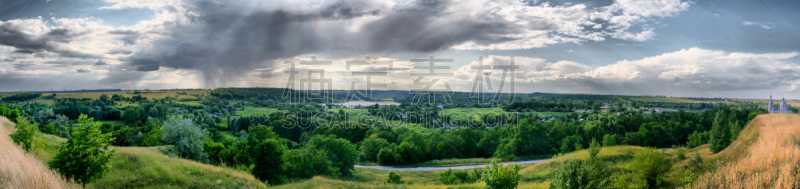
[0,117,77,189]
[692,114,800,188]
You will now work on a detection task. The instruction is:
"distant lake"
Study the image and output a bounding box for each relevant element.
[321,100,399,107]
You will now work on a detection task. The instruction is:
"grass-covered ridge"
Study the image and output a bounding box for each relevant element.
[691,114,800,188]
[0,117,77,189]
[1,116,268,189]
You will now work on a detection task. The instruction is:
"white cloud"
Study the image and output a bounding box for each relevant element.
[742,21,758,26]
[742,21,772,29]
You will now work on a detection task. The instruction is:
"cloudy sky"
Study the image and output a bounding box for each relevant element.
[1,0,799,99]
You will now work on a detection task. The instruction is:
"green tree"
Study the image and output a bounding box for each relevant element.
[282,147,338,179]
[307,135,358,176]
[729,120,741,142]
[10,116,38,152]
[481,159,522,189]
[359,134,390,162]
[630,148,672,188]
[602,134,616,147]
[49,115,116,188]
[686,131,708,148]
[708,111,730,153]
[161,118,209,161]
[247,137,286,184]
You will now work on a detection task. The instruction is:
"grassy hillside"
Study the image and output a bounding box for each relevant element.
[0,117,77,188]
[1,116,267,189]
[691,113,800,188]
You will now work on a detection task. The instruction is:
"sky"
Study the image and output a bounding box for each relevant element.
[0,0,799,99]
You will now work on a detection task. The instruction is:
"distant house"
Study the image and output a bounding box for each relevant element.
[129,131,143,142]
[396,113,409,119]
[436,104,444,109]
[238,133,248,141]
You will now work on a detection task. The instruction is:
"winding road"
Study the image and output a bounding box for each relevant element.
[354,159,551,171]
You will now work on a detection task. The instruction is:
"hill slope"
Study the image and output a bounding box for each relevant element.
[1,116,267,189]
[691,113,800,188]
[0,117,77,188]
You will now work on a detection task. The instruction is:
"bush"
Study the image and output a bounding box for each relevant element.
[481,159,521,189]
[10,116,38,152]
[440,169,479,185]
[42,123,57,135]
[550,140,610,189]
[386,171,403,184]
[49,115,116,188]
[675,148,686,160]
[630,148,672,188]
[161,118,209,161]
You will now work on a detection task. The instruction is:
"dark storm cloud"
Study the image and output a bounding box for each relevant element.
[94,59,109,65]
[125,0,521,88]
[12,62,33,70]
[108,29,140,45]
[76,68,91,73]
[106,49,133,55]
[0,22,100,59]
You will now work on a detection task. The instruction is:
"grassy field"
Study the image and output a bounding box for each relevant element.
[236,107,281,117]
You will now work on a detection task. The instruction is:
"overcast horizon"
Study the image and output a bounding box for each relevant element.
[2,0,800,99]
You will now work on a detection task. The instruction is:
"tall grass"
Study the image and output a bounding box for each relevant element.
[692,114,800,188]
[0,117,77,188]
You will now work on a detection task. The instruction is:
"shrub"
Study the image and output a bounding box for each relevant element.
[675,148,686,160]
[49,115,116,188]
[481,159,521,189]
[386,172,403,184]
[439,169,479,185]
[43,123,57,135]
[10,116,38,152]
[550,140,610,189]
[630,148,672,188]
